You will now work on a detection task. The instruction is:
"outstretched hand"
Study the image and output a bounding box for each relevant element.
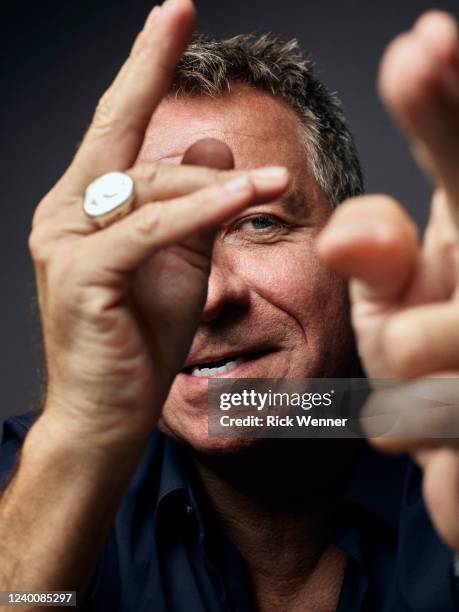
[317,11,459,551]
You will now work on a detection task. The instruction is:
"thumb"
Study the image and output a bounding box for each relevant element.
[182,137,235,170]
[316,194,420,303]
[180,137,236,252]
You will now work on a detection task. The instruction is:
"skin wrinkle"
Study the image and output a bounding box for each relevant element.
[224,240,314,354]
[141,128,277,160]
[140,85,309,161]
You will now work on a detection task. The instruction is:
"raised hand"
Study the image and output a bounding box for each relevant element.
[30,0,289,451]
[317,11,459,551]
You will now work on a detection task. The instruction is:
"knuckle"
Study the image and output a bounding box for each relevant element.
[77,288,117,323]
[92,92,117,132]
[133,161,159,185]
[192,188,210,208]
[135,43,158,66]
[28,229,41,259]
[133,204,160,239]
[31,201,48,229]
[92,93,141,140]
[32,189,60,228]
[28,227,51,264]
[31,207,47,230]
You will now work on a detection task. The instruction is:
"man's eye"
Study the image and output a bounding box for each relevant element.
[224,214,290,245]
[239,215,283,232]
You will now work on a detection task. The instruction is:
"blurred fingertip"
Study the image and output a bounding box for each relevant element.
[414,10,458,43]
[162,0,196,21]
[378,31,436,112]
[413,10,458,65]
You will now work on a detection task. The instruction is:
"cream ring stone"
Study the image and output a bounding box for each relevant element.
[83,172,135,228]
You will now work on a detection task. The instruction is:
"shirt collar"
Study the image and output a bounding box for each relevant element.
[154,433,209,542]
[156,434,189,503]
[153,433,408,534]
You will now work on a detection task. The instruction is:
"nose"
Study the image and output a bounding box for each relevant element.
[201,251,250,323]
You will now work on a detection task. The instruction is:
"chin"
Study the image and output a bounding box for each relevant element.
[158,413,259,456]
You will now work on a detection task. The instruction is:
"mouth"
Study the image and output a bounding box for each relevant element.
[181,350,271,378]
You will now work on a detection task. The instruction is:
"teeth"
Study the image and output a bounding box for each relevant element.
[191,357,245,377]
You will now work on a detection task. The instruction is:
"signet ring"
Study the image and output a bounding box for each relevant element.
[83,171,135,228]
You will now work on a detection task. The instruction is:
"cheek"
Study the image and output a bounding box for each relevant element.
[238,241,348,329]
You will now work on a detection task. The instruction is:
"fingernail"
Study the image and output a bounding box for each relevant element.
[145,5,161,29]
[250,166,288,181]
[223,175,252,193]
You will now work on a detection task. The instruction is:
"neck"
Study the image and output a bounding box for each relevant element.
[190,439,359,610]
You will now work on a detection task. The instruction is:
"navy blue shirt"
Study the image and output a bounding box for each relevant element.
[0,411,457,611]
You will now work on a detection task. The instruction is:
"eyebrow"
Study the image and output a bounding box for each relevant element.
[278,188,312,218]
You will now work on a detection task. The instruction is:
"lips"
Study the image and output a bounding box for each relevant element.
[182,349,272,378]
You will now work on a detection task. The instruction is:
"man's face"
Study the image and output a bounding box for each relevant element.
[137,84,356,453]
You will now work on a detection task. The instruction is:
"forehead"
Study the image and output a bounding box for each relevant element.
[138,84,309,174]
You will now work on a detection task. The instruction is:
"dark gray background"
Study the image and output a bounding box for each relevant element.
[2,0,458,424]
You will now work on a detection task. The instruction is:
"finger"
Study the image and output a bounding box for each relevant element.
[370,435,459,454]
[129,153,288,209]
[378,11,459,222]
[414,10,459,70]
[177,138,236,255]
[316,194,420,302]
[423,449,459,551]
[36,163,290,240]
[131,160,230,206]
[418,188,459,303]
[413,448,436,471]
[361,376,459,452]
[80,173,288,280]
[181,138,235,169]
[130,139,237,379]
[381,302,459,378]
[62,0,196,194]
[129,158,288,218]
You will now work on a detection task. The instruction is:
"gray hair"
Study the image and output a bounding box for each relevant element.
[171,33,364,207]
